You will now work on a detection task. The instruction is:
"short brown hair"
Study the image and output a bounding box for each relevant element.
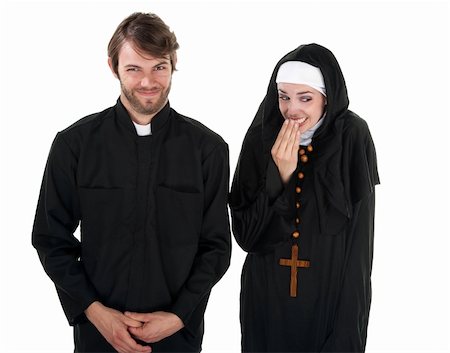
[108,12,179,75]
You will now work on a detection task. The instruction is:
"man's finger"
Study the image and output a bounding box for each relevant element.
[124,311,150,323]
[123,315,144,328]
[120,330,152,353]
[128,325,141,335]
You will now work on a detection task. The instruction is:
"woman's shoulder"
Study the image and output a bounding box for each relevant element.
[341,110,373,142]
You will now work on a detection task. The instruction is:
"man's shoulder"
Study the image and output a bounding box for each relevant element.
[170,109,227,147]
[59,105,115,136]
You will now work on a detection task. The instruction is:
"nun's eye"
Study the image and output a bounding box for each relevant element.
[299,96,312,102]
[279,95,290,101]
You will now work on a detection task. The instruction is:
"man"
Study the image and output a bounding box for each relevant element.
[32,12,231,353]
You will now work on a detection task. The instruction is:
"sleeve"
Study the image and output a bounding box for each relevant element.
[32,133,99,325]
[230,140,295,253]
[320,192,375,352]
[170,142,232,333]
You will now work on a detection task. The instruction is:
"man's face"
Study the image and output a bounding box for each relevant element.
[277,83,326,134]
[113,41,172,119]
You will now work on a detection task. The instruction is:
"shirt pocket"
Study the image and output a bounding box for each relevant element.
[156,185,203,248]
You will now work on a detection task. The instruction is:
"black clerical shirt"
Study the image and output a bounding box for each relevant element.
[32,99,231,352]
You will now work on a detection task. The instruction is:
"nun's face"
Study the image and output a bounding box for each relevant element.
[277,83,326,134]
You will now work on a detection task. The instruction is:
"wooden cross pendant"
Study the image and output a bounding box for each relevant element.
[279,244,310,297]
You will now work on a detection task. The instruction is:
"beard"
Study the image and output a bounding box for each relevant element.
[120,81,171,116]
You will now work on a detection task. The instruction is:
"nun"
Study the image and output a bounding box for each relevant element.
[230,43,379,352]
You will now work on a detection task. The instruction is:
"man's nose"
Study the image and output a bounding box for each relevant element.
[140,74,154,87]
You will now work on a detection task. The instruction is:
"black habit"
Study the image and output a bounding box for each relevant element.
[32,99,231,352]
[230,44,379,352]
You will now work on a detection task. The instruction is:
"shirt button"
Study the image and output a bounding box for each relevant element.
[298,172,304,179]
[292,231,300,238]
[296,202,301,209]
[299,149,306,155]
[301,155,308,163]
[295,217,300,224]
[307,145,313,152]
[295,186,302,193]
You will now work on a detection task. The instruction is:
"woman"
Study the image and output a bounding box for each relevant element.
[230,43,379,352]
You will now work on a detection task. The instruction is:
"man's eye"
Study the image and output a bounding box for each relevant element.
[126,68,139,72]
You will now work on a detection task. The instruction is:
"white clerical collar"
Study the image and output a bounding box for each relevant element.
[133,121,152,136]
[300,115,324,146]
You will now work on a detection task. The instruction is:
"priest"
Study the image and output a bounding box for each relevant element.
[32,12,231,353]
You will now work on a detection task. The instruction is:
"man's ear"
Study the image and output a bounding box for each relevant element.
[108,57,118,79]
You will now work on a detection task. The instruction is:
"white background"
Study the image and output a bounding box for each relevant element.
[1,0,449,352]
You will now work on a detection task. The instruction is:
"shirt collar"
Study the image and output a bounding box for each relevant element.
[300,115,325,146]
[115,97,171,136]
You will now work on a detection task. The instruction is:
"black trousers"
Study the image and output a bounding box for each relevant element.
[74,321,202,353]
